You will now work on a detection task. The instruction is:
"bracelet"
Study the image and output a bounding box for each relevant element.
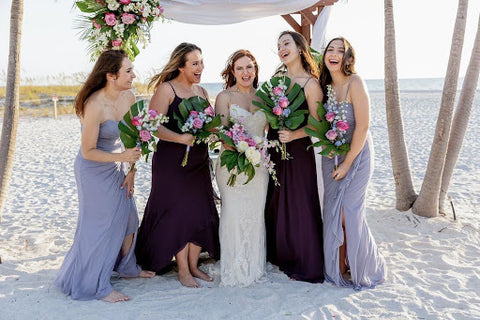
[129,164,137,173]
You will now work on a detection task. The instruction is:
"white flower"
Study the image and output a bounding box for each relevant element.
[236,141,249,153]
[106,0,120,11]
[245,147,261,165]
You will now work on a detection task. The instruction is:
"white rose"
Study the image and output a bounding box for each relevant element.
[236,141,249,153]
[245,147,261,165]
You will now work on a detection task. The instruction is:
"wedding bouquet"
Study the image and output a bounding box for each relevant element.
[75,0,165,60]
[305,84,350,168]
[118,99,168,162]
[252,76,308,160]
[216,118,279,187]
[174,96,222,167]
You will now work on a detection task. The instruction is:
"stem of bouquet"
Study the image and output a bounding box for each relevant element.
[334,155,338,170]
[227,172,237,187]
[279,126,290,161]
[181,145,190,167]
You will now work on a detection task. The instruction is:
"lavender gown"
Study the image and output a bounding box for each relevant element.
[322,100,386,290]
[55,120,141,300]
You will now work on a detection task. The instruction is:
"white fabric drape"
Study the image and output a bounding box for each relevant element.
[159,0,320,24]
[311,5,332,51]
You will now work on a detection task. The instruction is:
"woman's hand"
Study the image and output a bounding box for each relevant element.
[182,133,195,146]
[332,161,351,181]
[121,169,136,198]
[121,147,141,162]
[278,129,295,143]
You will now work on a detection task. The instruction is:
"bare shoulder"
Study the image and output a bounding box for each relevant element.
[121,89,136,104]
[83,91,104,119]
[350,74,367,91]
[304,77,323,98]
[215,89,230,104]
[194,84,209,100]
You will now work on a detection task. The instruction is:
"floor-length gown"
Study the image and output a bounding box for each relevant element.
[135,90,220,273]
[216,105,268,287]
[55,120,141,300]
[265,89,325,283]
[322,94,386,290]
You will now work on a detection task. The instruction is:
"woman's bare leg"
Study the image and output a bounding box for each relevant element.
[339,209,348,275]
[176,244,199,287]
[188,243,213,282]
[121,233,155,278]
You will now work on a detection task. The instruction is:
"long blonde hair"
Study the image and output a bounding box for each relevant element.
[148,42,202,91]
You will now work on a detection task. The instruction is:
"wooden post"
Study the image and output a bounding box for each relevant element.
[52,96,58,120]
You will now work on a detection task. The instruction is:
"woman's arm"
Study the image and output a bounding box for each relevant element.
[150,83,194,146]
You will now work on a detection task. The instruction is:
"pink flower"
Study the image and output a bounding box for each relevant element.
[325,111,335,122]
[104,13,117,26]
[326,129,338,141]
[119,0,130,4]
[204,105,215,117]
[158,5,164,14]
[111,38,123,47]
[190,110,199,117]
[131,116,142,126]
[272,106,283,116]
[121,13,136,25]
[193,118,204,129]
[337,121,350,131]
[272,86,283,96]
[278,96,289,109]
[148,109,158,119]
[92,19,102,29]
[247,138,257,147]
[225,131,233,138]
[139,130,151,142]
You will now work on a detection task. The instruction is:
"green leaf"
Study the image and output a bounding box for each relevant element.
[120,132,137,148]
[255,90,275,108]
[285,114,306,130]
[178,99,191,120]
[287,89,305,112]
[119,120,136,136]
[218,132,235,147]
[287,83,301,102]
[304,127,321,139]
[204,115,222,131]
[237,154,246,172]
[244,164,256,185]
[264,112,280,129]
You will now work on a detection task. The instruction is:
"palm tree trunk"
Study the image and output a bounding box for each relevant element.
[0,0,24,221]
[439,14,480,214]
[412,0,468,217]
[384,0,417,210]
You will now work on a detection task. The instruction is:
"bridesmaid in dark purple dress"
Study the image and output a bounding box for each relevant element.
[265,31,325,283]
[135,43,219,288]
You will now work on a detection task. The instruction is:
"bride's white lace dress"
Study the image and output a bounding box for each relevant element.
[215,104,268,287]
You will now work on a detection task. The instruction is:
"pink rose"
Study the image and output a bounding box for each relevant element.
[119,0,130,4]
[272,86,283,96]
[247,138,257,147]
[325,111,335,122]
[111,38,123,47]
[92,19,102,29]
[139,129,151,142]
[204,105,215,117]
[325,129,338,141]
[278,96,289,109]
[337,120,350,131]
[190,110,199,117]
[104,13,117,26]
[272,106,283,116]
[158,5,164,14]
[131,116,142,126]
[193,118,204,129]
[121,13,136,25]
[148,109,158,119]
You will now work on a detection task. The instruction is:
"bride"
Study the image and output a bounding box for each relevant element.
[214,49,268,287]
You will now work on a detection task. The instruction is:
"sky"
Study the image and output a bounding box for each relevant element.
[0,0,479,85]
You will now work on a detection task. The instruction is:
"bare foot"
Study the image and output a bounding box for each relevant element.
[342,271,352,282]
[190,268,213,282]
[179,271,199,288]
[101,290,130,303]
[138,270,156,278]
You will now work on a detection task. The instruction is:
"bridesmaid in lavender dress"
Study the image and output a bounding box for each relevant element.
[319,37,386,290]
[265,31,325,283]
[55,49,155,303]
[135,43,219,288]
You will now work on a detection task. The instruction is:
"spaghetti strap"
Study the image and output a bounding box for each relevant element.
[302,77,313,89]
[344,78,353,101]
[200,86,208,100]
[167,81,178,97]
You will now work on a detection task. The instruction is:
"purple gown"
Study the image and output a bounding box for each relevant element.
[265,89,325,283]
[55,120,141,300]
[135,91,220,273]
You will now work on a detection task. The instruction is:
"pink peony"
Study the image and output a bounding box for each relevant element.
[204,105,215,117]
[272,106,283,116]
[148,109,158,119]
[139,129,151,142]
[337,120,350,131]
[121,13,136,25]
[272,86,283,96]
[193,118,204,129]
[247,138,257,147]
[190,110,199,117]
[104,13,117,26]
[119,0,130,4]
[111,38,123,47]
[325,129,338,141]
[325,111,335,122]
[278,96,289,109]
[131,116,142,126]
[92,19,102,29]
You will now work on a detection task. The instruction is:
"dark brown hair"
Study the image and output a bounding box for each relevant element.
[275,31,320,78]
[221,49,259,89]
[74,49,128,117]
[148,42,202,91]
[319,37,356,103]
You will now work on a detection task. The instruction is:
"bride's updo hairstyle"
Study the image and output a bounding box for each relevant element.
[221,49,259,89]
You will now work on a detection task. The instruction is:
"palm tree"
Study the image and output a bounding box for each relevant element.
[439,14,480,214]
[0,0,24,222]
[383,0,417,211]
[412,0,469,217]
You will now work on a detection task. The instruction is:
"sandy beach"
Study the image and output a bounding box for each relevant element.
[0,91,479,319]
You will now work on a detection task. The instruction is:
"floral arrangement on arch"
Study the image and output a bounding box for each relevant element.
[75,0,165,60]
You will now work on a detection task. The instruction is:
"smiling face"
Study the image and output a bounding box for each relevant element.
[277,33,301,65]
[111,57,136,90]
[179,49,204,84]
[324,39,346,73]
[233,55,256,88]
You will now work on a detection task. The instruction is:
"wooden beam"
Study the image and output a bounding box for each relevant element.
[281,14,301,33]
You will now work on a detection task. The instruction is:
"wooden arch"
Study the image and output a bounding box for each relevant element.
[282,0,339,44]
